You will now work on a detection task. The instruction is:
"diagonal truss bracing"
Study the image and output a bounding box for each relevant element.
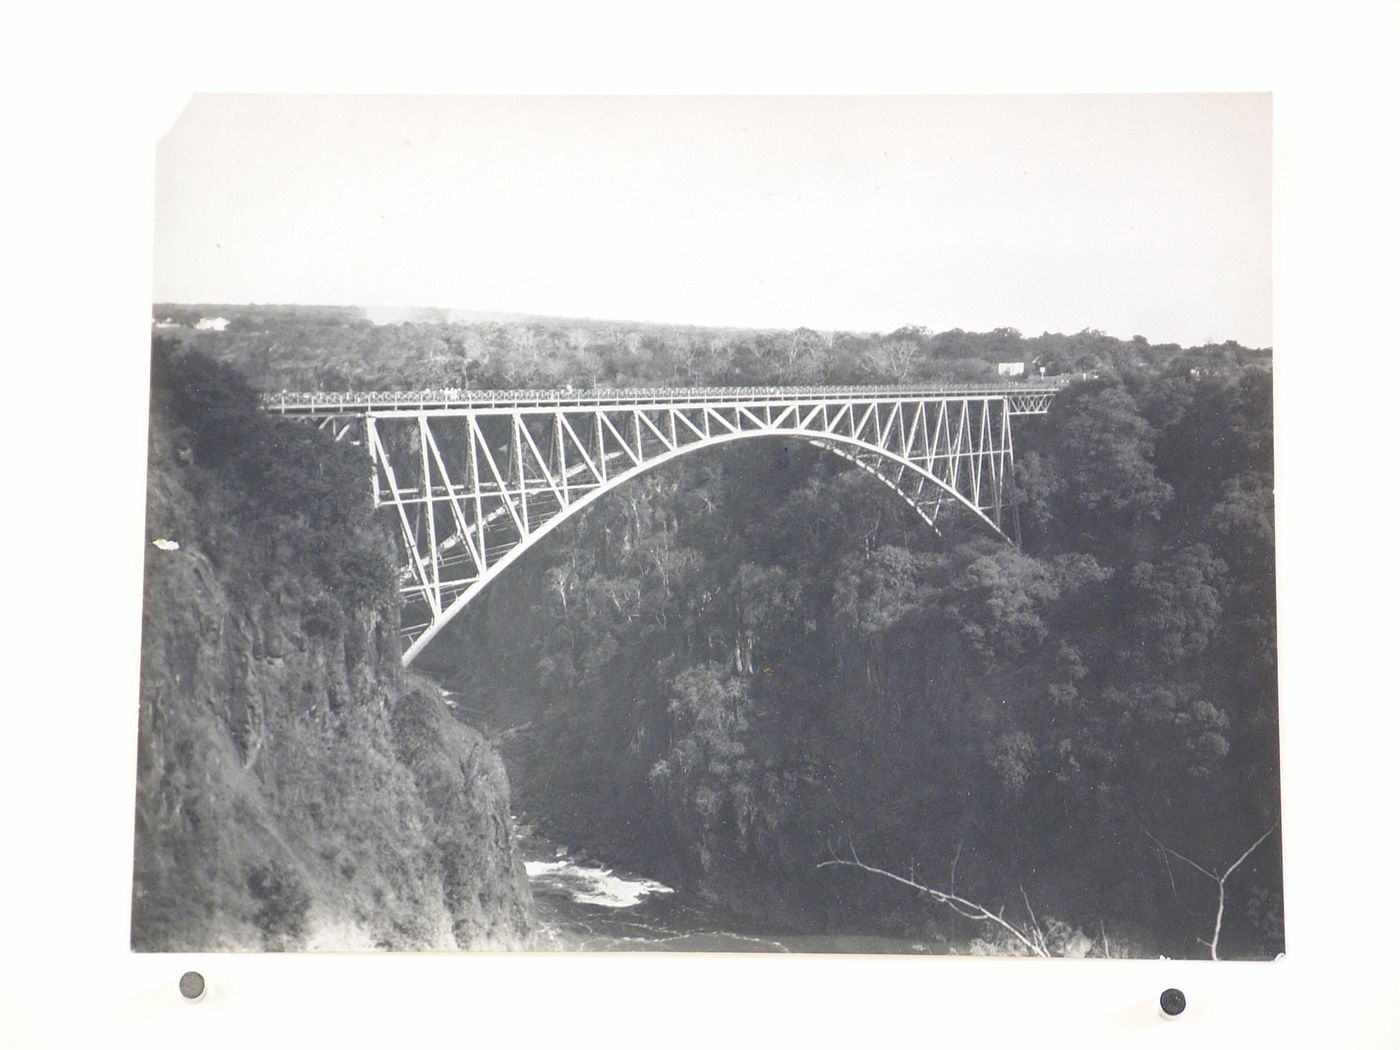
[263,384,1062,664]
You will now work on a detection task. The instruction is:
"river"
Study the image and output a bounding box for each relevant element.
[517,824,941,954]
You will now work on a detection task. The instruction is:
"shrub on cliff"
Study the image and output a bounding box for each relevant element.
[150,338,395,609]
[247,860,312,950]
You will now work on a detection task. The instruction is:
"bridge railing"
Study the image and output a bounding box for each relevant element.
[259,378,1074,414]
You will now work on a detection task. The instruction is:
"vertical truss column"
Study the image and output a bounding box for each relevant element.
[368,416,434,614]
[467,414,487,566]
[1002,397,1020,544]
[417,414,442,616]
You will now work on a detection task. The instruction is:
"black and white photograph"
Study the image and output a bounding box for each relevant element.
[128,93,1284,959]
[12,3,1400,1044]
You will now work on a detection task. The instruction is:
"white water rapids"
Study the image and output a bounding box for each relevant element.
[523,857,676,909]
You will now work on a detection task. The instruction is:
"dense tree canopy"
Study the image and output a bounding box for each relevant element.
[153,303,1270,394]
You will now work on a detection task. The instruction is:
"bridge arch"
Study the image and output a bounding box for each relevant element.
[399,425,1004,664]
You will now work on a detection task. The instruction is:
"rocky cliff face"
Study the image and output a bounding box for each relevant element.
[131,351,534,951]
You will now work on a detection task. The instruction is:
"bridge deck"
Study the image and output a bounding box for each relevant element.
[260,380,1070,416]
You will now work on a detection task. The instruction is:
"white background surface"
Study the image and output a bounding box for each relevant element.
[3,2,1398,1046]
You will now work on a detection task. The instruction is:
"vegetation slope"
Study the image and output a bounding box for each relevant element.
[132,343,534,950]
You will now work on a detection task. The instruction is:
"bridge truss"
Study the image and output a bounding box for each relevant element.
[264,384,1062,664]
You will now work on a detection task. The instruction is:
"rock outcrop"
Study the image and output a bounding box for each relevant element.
[131,348,534,950]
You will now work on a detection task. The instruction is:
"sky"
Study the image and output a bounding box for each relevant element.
[155,93,1271,347]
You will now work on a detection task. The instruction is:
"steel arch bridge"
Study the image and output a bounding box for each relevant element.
[263,383,1065,664]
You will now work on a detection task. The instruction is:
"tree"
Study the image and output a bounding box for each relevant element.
[648,665,773,864]
[1146,824,1279,960]
[947,547,1062,661]
[871,337,920,382]
[767,327,825,383]
[1039,379,1173,536]
[832,545,924,639]
[1122,544,1227,665]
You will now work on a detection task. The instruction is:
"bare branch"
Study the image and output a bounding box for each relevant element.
[818,851,1049,957]
[1146,824,1279,961]
[1020,885,1046,953]
[1153,841,1178,898]
[1222,822,1280,882]
[1145,830,1216,881]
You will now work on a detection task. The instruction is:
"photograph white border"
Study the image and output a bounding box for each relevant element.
[5,2,1398,1045]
